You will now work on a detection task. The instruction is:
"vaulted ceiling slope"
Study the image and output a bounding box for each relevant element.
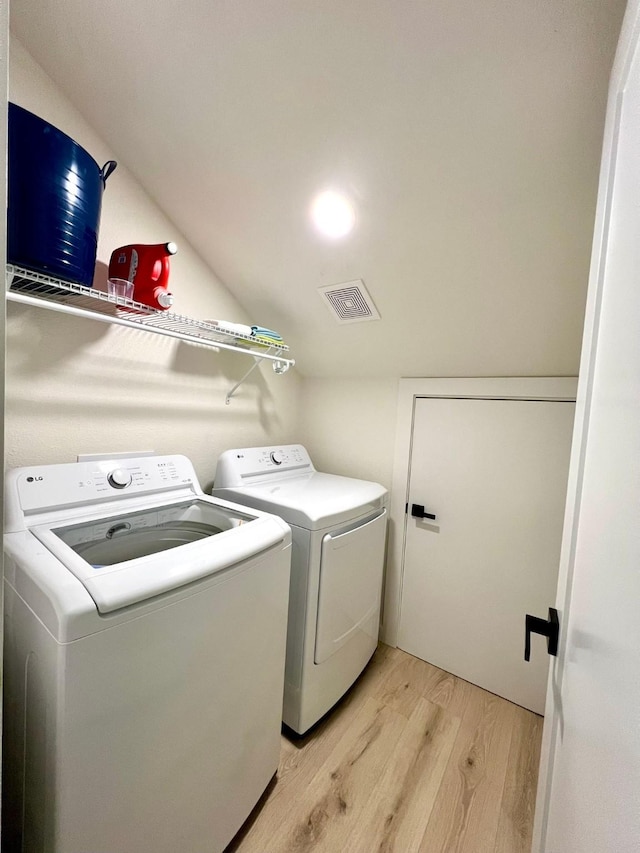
[10,0,625,378]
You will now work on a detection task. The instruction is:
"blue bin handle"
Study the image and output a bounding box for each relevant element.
[100,160,118,188]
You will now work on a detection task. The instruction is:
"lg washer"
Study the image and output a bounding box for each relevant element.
[3,454,291,853]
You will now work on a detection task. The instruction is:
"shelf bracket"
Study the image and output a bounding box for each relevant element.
[225,357,263,405]
[225,350,292,404]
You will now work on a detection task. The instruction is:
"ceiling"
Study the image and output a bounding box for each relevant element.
[10,0,625,378]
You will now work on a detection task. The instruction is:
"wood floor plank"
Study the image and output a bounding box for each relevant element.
[421,660,479,718]
[370,647,436,718]
[227,645,542,853]
[344,697,461,853]
[264,644,394,806]
[268,698,406,852]
[417,691,517,853]
[494,706,544,853]
[233,696,406,852]
[228,646,395,851]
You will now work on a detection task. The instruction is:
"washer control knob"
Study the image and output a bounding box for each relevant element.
[270,450,284,465]
[107,468,132,489]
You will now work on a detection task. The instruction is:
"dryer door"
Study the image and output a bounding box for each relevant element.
[314,509,387,664]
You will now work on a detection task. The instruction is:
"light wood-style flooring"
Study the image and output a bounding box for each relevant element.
[227,644,543,853]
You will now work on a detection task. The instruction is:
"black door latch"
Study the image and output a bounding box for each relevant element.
[524,607,559,662]
[410,503,436,521]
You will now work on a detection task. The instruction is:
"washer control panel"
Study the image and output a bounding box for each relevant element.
[13,455,198,517]
[215,444,313,487]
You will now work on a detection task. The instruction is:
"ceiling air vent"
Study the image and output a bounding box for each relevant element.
[317,280,381,325]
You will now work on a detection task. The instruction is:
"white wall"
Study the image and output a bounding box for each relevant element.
[298,378,398,487]
[6,38,301,489]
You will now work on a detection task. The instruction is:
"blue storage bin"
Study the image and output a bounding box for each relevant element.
[7,103,117,286]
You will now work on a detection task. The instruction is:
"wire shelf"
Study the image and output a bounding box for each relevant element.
[6,264,294,402]
[6,264,292,360]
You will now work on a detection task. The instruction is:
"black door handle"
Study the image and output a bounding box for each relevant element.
[411,503,436,521]
[524,607,559,662]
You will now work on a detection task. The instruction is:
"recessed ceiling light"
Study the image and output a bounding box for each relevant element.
[310,189,356,239]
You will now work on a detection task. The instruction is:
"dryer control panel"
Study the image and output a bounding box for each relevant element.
[215,444,314,487]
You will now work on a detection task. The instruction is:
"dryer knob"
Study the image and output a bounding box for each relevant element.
[107,468,132,489]
[270,451,284,465]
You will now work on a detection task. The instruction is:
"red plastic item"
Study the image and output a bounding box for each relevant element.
[108,242,177,310]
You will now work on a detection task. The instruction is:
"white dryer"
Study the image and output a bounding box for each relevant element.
[2,454,291,853]
[214,444,388,735]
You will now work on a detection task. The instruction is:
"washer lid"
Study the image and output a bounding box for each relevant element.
[30,497,287,613]
[215,472,387,530]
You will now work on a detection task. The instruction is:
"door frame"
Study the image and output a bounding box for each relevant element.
[382,377,577,648]
[1,0,9,809]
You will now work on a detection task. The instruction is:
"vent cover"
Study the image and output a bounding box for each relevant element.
[317,280,381,325]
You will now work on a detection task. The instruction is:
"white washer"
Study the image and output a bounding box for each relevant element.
[214,444,387,735]
[2,454,291,853]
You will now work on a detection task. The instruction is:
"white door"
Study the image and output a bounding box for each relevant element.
[398,396,574,714]
[534,3,640,850]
